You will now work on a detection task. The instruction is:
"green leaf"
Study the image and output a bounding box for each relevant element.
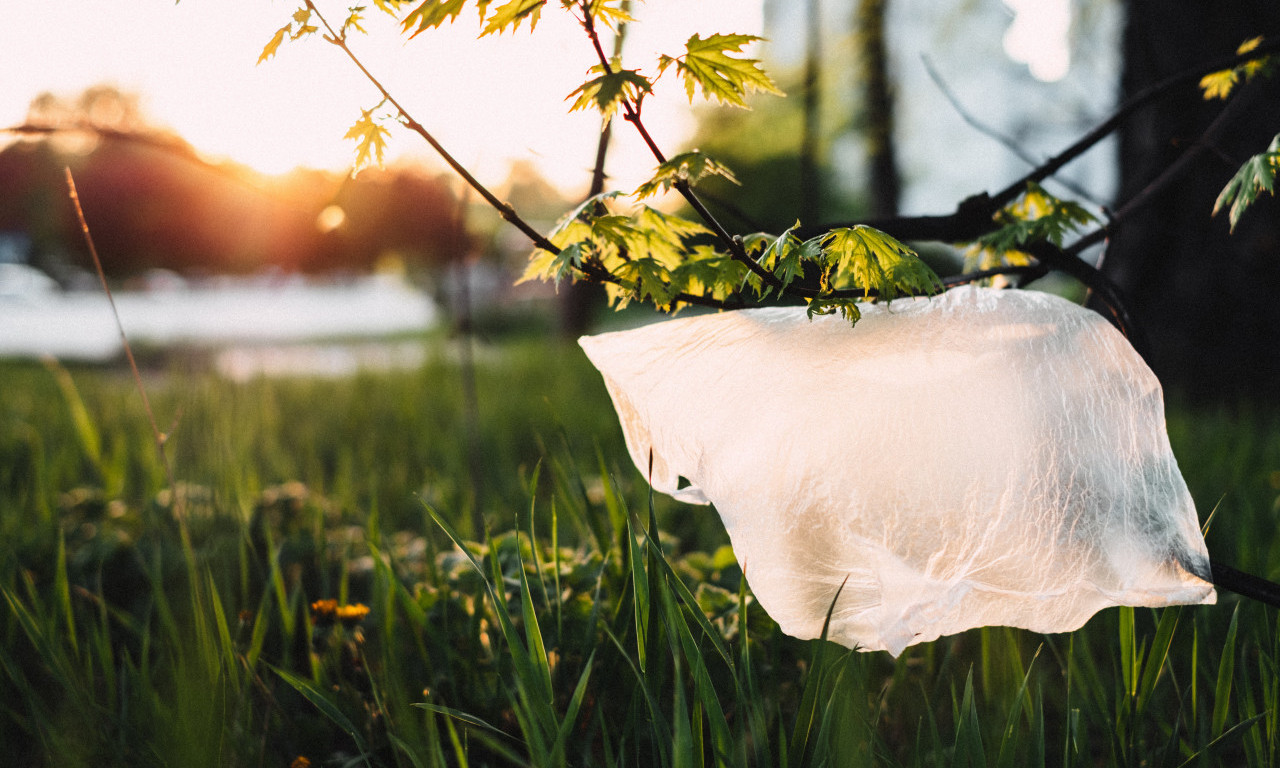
[631,206,709,265]
[567,65,652,122]
[659,33,783,107]
[616,257,676,307]
[669,247,748,303]
[980,182,1096,254]
[271,665,370,755]
[1214,132,1280,232]
[633,150,739,200]
[758,222,821,294]
[344,107,392,173]
[818,225,942,302]
[805,297,862,324]
[481,0,544,36]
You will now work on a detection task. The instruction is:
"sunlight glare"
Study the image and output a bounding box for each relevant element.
[3,1,764,194]
[1002,0,1071,82]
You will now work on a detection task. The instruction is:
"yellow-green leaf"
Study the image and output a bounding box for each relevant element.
[659,33,783,107]
[481,0,544,36]
[402,0,469,37]
[567,66,652,121]
[633,150,738,200]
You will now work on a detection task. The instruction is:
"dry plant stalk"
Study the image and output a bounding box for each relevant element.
[64,168,183,520]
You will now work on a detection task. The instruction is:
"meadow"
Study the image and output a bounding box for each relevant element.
[1,319,1278,767]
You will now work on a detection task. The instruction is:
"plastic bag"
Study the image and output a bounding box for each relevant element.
[579,286,1215,655]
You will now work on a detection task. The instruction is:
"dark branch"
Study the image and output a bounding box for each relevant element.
[990,37,1280,209]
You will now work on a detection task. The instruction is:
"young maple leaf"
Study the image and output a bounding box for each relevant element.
[632,151,739,200]
[345,109,391,173]
[658,33,783,107]
[481,0,544,36]
[1214,133,1280,232]
[402,0,468,38]
[567,66,652,122]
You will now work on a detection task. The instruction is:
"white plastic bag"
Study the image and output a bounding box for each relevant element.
[580,286,1215,655]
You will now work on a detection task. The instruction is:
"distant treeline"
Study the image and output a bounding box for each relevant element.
[0,129,470,280]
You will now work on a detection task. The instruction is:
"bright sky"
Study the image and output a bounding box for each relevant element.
[3,1,764,194]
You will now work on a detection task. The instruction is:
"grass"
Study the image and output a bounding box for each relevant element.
[1,330,1279,767]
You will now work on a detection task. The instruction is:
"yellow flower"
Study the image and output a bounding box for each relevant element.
[310,599,369,626]
[290,757,311,768]
[335,603,371,625]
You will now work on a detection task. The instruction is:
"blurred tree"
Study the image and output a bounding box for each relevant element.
[1105,0,1280,398]
[856,0,900,217]
[1,86,467,279]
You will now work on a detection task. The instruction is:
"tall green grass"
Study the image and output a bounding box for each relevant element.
[1,340,1278,766]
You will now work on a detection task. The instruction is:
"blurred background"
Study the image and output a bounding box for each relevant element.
[2,0,1277,399]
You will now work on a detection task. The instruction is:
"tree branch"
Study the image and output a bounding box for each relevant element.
[576,3,793,296]
[989,36,1280,209]
[811,38,1280,247]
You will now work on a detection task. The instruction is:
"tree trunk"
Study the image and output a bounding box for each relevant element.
[799,0,822,221]
[1106,1,1280,400]
[857,0,900,218]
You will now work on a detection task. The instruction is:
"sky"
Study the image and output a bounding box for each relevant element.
[2,1,765,194]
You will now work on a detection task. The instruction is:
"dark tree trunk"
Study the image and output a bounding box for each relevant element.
[799,0,823,221]
[1106,1,1280,400]
[857,0,900,218]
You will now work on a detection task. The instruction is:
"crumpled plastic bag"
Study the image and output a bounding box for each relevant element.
[579,285,1215,655]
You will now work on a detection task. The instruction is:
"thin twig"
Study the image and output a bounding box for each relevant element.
[989,37,1280,209]
[922,56,1104,207]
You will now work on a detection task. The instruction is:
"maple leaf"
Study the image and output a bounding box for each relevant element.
[616,257,676,307]
[1214,132,1280,232]
[758,224,820,293]
[567,66,652,121]
[586,0,635,32]
[805,297,862,324]
[979,183,1096,254]
[633,151,739,200]
[402,0,469,37]
[345,109,391,174]
[669,247,747,303]
[818,226,941,304]
[658,33,783,107]
[481,0,545,36]
[342,7,369,36]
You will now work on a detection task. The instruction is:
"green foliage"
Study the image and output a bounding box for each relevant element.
[979,182,1097,254]
[1214,133,1280,233]
[3,357,1280,765]
[567,65,652,122]
[632,150,739,200]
